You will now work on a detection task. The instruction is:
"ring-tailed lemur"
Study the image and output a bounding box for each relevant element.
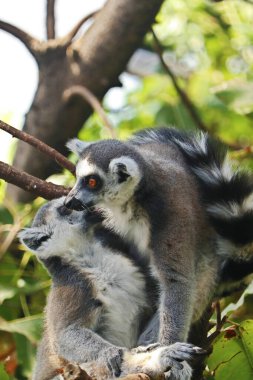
[64,127,253,351]
[19,197,205,380]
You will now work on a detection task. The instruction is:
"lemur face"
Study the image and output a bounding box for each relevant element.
[19,197,88,258]
[65,139,143,211]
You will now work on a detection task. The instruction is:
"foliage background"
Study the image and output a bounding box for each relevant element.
[1,0,253,379]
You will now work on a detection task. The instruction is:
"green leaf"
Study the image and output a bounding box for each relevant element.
[207,320,253,380]
[222,282,253,317]
[14,334,36,379]
[0,206,13,224]
[0,363,10,380]
[240,320,253,368]
[214,81,253,115]
[0,315,43,344]
[0,285,17,304]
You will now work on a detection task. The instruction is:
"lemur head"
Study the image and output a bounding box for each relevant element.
[19,197,91,259]
[64,139,145,211]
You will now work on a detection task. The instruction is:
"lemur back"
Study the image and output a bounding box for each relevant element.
[132,127,253,248]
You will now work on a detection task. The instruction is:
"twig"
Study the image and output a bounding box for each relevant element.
[46,0,56,40]
[0,221,21,259]
[0,120,75,174]
[230,146,253,160]
[207,301,227,344]
[216,301,221,327]
[151,29,209,134]
[151,29,243,150]
[0,20,39,58]
[62,11,98,47]
[0,161,70,200]
[63,85,116,138]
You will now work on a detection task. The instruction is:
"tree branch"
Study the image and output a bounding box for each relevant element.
[63,86,116,138]
[151,29,245,151]
[46,0,56,40]
[151,29,210,134]
[0,120,75,175]
[62,11,98,47]
[0,20,40,58]
[207,302,227,345]
[10,0,164,202]
[0,161,70,200]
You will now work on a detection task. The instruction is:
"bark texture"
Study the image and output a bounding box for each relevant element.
[5,0,164,201]
[1,161,70,200]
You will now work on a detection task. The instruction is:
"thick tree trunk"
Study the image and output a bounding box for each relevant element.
[8,0,164,202]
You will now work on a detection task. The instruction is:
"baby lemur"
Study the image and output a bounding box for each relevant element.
[19,197,204,380]
[64,127,253,357]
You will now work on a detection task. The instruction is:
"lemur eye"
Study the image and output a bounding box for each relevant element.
[88,177,97,188]
[84,175,102,191]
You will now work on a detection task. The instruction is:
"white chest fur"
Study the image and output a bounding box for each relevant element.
[75,242,149,348]
[103,203,151,256]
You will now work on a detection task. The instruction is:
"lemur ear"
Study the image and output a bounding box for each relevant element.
[109,156,140,183]
[66,138,93,156]
[18,228,51,252]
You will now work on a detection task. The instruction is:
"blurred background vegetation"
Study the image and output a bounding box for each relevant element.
[1,0,253,379]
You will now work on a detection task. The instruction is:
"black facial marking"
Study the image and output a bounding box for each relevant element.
[65,197,86,211]
[116,163,130,183]
[57,205,73,217]
[23,234,50,251]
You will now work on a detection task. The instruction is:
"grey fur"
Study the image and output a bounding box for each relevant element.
[19,198,202,380]
[66,138,92,156]
[65,138,218,343]
[65,130,253,352]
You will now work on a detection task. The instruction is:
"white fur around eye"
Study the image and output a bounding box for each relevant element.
[109,156,141,179]
[76,158,105,179]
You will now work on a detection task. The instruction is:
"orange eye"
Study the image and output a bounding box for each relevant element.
[88,178,97,188]
[84,175,102,190]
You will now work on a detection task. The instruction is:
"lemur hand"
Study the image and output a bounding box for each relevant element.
[122,342,205,380]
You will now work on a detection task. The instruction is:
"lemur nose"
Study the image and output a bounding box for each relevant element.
[58,205,72,217]
[64,197,85,211]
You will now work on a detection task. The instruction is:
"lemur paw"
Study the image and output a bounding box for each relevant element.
[122,342,205,379]
[156,343,205,380]
[159,342,205,366]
